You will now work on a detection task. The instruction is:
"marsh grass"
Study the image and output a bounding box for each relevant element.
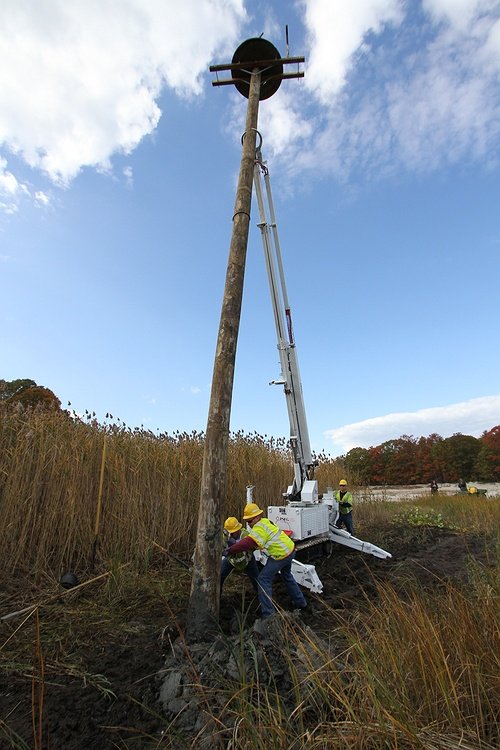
[0,406,349,584]
[405,493,499,535]
[1,404,499,749]
[199,568,499,750]
[0,410,263,581]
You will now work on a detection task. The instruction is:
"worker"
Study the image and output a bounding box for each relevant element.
[221,517,259,593]
[458,478,467,493]
[430,479,439,494]
[226,502,308,619]
[335,479,354,534]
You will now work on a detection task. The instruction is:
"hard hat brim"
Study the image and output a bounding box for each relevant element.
[243,510,264,520]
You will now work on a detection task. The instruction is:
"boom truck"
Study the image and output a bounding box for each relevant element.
[249,137,391,593]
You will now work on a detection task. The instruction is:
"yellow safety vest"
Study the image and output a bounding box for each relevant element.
[249,518,294,560]
[335,490,353,515]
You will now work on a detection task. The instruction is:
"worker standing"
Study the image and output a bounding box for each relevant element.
[335,479,354,534]
[227,502,308,619]
[221,517,259,593]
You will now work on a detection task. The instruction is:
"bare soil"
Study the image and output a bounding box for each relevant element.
[0,525,495,749]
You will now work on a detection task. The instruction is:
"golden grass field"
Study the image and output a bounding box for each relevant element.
[1,406,498,749]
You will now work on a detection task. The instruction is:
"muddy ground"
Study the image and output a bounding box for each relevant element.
[0,525,495,749]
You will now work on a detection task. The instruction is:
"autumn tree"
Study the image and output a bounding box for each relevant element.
[0,378,36,400]
[421,433,445,482]
[1,378,61,411]
[369,445,385,485]
[475,425,500,480]
[8,386,61,410]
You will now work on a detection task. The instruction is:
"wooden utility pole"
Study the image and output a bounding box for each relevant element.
[186,38,304,643]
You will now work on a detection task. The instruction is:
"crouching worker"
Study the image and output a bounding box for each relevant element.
[221,517,259,594]
[227,503,307,619]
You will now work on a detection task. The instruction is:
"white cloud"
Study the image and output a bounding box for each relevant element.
[123,166,133,187]
[2,0,499,198]
[34,191,50,206]
[301,0,403,101]
[0,158,21,196]
[0,0,247,185]
[422,0,495,31]
[271,0,500,182]
[325,395,500,454]
[0,157,25,214]
[0,156,52,214]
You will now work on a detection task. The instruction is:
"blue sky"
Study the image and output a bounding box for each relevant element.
[1,0,499,457]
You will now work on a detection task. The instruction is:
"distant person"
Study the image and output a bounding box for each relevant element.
[335,479,354,534]
[226,503,308,620]
[221,517,259,594]
[458,478,467,493]
[430,479,438,494]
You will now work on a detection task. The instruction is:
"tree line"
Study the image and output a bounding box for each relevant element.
[343,428,500,486]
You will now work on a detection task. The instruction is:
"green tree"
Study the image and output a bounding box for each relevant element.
[345,447,372,485]
[439,433,481,481]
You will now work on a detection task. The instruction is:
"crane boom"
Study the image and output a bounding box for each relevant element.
[253,147,314,499]
[250,140,392,570]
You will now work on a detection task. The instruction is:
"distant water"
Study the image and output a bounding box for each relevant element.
[358,482,500,502]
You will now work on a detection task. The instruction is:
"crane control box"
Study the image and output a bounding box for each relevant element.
[268,504,329,540]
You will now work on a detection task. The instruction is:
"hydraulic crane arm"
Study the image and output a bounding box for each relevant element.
[249,141,392,574]
[253,145,315,499]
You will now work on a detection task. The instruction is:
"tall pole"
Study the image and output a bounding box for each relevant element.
[186,70,261,642]
[185,37,304,643]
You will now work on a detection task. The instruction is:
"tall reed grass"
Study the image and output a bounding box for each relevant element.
[0,406,346,583]
[203,569,499,749]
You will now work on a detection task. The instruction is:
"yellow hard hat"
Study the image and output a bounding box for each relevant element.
[224,517,242,534]
[243,502,264,520]
[339,479,347,486]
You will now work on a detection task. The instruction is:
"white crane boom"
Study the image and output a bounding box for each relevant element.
[250,141,392,577]
[253,147,314,500]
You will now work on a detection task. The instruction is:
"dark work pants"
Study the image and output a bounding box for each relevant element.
[336,512,354,535]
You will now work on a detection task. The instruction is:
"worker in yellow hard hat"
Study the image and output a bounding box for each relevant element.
[227,502,308,620]
[221,516,259,593]
[335,479,354,534]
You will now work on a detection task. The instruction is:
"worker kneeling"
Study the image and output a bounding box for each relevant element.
[227,502,308,619]
[221,517,259,594]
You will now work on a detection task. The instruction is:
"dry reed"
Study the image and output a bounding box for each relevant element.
[0,406,352,584]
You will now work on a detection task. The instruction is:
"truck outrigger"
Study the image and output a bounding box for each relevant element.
[250,135,391,592]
